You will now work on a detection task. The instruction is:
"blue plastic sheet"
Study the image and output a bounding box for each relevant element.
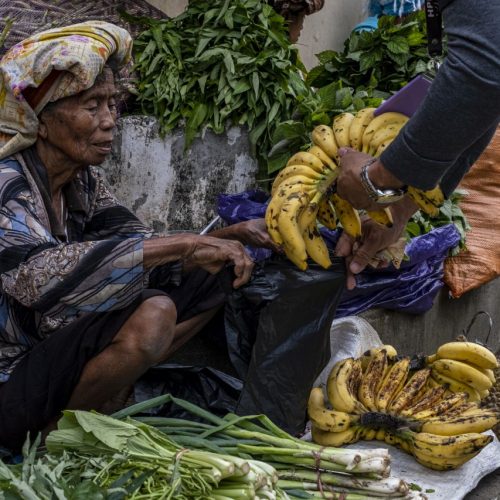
[217,190,461,315]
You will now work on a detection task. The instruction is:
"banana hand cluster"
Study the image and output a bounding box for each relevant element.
[426,341,499,402]
[266,107,446,270]
[309,342,499,470]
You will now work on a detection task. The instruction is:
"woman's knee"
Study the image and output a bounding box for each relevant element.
[120,295,177,363]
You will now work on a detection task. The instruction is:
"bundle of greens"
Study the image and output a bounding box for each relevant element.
[306,12,435,95]
[1,410,287,499]
[113,394,417,499]
[0,395,420,499]
[126,0,314,172]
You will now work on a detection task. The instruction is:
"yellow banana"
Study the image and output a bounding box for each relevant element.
[303,222,332,269]
[376,356,411,413]
[407,186,444,217]
[400,384,448,417]
[360,345,398,371]
[375,428,387,441]
[411,391,470,420]
[265,183,314,245]
[360,427,377,440]
[349,107,376,150]
[367,121,406,156]
[413,447,482,470]
[317,197,338,230]
[286,151,329,174]
[436,342,498,370]
[441,402,479,419]
[327,358,366,414]
[431,371,482,402]
[332,112,355,148]
[388,368,431,415]
[330,193,362,239]
[298,202,332,269]
[311,425,362,447]
[358,349,388,412]
[311,125,339,160]
[426,353,438,365]
[271,165,324,195]
[307,145,338,171]
[361,112,409,153]
[307,387,354,432]
[431,358,493,392]
[374,138,395,158]
[278,191,309,270]
[412,431,493,459]
[421,409,499,436]
[366,207,393,227]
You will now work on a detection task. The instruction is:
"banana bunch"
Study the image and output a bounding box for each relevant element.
[266,107,446,270]
[425,341,499,402]
[308,343,500,470]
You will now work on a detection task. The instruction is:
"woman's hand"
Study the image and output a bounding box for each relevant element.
[211,218,282,253]
[334,197,418,290]
[144,234,255,288]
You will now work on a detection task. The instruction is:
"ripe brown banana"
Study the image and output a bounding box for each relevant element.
[376,357,411,413]
[388,368,431,415]
[358,349,388,412]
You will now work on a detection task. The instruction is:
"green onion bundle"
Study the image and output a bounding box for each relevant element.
[112,394,422,498]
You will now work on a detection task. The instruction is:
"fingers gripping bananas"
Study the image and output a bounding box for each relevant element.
[266,108,446,270]
[309,340,499,470]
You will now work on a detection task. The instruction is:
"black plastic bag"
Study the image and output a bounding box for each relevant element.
[224,255,346,435]
[133,363,243,419]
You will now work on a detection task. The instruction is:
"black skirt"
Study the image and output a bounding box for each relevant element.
[0,268,224,451]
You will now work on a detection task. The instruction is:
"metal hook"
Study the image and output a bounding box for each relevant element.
[462,310,494,347]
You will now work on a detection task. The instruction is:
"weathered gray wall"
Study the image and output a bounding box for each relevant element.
[102,116,259,232]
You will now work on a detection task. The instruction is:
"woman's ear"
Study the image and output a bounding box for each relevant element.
[37,112,49,139]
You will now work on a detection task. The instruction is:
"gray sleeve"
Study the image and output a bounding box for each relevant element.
[381,0,500,191]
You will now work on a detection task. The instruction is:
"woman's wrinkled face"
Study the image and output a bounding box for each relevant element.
[38,68,118,168]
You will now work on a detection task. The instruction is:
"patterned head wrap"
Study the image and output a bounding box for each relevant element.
[0,21,132,160]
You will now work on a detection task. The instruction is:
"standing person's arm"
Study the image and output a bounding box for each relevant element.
[379,0,500,195]
[337,0,500,207]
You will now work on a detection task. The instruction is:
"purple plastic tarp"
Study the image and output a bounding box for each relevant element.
[217,190,461,315]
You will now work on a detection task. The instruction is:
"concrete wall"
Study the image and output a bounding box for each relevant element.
[102,116,259,232]
[299,0,367,69]
[143,0,368,68]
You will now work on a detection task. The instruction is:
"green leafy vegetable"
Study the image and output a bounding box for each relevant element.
[306,12,440,95]
[125,0,314,174]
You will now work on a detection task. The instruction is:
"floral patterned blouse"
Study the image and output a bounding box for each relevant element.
[0,152,156,382]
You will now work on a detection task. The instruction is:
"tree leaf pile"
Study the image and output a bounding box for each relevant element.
[129,0,314,172]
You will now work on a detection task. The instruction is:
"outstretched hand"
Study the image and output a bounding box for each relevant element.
[211,218,282,253]
[335,197,418,290]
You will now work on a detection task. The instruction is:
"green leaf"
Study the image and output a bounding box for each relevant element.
[185,102,209,148]
[386,37,410,55]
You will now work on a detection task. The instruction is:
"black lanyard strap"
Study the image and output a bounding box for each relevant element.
[425,0,443,58]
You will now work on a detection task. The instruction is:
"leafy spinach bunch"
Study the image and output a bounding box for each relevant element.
[129,0,314,171]
[306,11,434,95]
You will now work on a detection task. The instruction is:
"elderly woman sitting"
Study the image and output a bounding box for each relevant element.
[0,21,276,452]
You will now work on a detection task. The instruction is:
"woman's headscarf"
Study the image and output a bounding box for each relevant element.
[0,21,132,161]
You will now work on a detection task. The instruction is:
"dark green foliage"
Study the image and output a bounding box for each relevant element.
[126,0,315,174]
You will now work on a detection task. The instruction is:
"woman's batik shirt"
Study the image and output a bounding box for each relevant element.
[0,154,154,382]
